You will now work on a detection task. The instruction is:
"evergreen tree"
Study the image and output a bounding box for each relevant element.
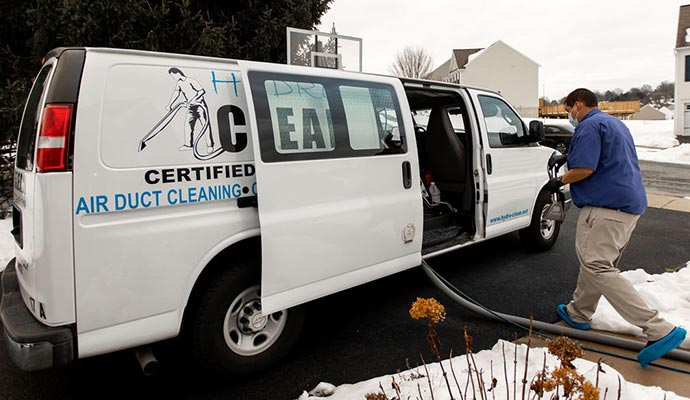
[0,0,333,144]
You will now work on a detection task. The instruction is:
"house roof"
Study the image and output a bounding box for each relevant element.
[676,5,690,48]
[429,40,540,79]
[452,48,483,69]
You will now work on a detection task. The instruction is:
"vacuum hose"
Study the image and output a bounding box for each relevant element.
[421,260,690,364]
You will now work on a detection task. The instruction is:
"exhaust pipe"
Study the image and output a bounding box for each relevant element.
[134,346,160,376]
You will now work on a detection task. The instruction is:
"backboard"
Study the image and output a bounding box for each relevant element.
[287,27,362,72]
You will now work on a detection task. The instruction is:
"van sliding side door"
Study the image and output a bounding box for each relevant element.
[239,62,423,313]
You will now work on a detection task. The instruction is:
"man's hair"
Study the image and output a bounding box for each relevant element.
[168,67,185,76]
[564,88,598,107]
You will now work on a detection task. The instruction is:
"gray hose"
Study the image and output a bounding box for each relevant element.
[421,261,690,364]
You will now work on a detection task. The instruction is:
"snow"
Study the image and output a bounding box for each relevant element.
[296,264,690,400]
[636,144,690,165]
[0,218,13,272]
[623,120,678,149]
[591,264,690,350]
[298,339,689,400]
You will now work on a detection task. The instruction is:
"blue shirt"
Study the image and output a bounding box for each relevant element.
[567,109,647,215]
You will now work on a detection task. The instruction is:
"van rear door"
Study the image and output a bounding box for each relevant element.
[12,49,84,326]
[240,62,423,313]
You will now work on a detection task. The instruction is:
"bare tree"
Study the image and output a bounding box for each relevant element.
[389,46,433,79]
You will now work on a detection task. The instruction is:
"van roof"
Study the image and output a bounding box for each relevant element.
[43,47,499,96]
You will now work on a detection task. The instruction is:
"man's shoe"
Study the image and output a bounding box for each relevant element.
[557,304,590,330]
[637,327,687,368]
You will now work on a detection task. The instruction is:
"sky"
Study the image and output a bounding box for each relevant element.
[317,0,688,101]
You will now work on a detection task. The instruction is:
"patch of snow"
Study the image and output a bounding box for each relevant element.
[308,382,336,397]
[0,219,14,272]
[623,120,678,149]
[636,143,690,165]
[297,339,689,400]
[590,263,690,350]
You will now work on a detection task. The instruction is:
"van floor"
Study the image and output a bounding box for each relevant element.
[422,211,472,255]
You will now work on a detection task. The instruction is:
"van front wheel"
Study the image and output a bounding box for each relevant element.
[189,261,305,375]
[519,191,561,251]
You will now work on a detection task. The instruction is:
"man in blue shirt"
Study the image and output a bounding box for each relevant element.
[546,88,685,368]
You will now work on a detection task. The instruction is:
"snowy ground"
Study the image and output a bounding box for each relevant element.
[297,263,690,400]
[0,218,13,272]
[297,339,689,400]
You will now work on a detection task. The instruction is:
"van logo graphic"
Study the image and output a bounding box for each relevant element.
[138,68,249,160]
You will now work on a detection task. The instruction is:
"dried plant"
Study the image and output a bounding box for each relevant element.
[411,298,454,399]
[365,392,388,400]
[358,298,631,400]
[546,337,583,370]
[525,336,599,400]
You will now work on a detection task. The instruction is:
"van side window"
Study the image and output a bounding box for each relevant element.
[339,86,402,152]
[16,65,54,171]
[249,72,406,162]
[478,95,526,148]
[263,80,335,154]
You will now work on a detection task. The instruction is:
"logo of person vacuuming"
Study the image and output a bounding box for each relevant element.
[138,67,249,161]
[73,67,257,216]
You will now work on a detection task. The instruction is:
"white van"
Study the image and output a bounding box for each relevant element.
[1,47,568,374]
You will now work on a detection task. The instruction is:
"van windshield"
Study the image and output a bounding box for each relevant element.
[16,64,53,171]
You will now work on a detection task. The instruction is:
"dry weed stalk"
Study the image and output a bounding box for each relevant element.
[513,340,518,397]
[410,298,455,399]
[392,376,402,399]
[521,315,534,400]
[420,353,436,400]
[464,328,478,400]
[449,350,465,400]
[501,343,509,400]
[489,361,497,400]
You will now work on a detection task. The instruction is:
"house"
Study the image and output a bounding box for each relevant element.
[631,104,673,120]
[674,5,690,137]
[428,41,540,117]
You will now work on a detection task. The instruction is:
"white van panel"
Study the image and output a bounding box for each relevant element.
[72,50,259,338]
[32,173,75,326]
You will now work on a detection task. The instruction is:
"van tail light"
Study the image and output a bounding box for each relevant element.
[36,104,73,172]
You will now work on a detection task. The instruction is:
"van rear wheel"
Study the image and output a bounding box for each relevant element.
[519,191,561,251]
[189,261,305,375]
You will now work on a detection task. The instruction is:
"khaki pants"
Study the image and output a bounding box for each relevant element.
[566,206,674,341]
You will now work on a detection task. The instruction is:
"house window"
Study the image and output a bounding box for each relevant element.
[686,55,690,82]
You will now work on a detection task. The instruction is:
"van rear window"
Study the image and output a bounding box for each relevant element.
[16,65,54,171]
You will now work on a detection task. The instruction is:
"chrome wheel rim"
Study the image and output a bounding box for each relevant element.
[222,285,287,356]
[539,203,556,240]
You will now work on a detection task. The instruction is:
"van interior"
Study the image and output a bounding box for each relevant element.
[404,88,476,254]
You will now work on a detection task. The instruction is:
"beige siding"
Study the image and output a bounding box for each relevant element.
[460,42,539,117]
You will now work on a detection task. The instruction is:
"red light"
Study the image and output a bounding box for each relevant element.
[36,104,73,172]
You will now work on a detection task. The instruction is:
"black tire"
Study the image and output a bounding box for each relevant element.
[189,260,306,376]
[519,190,561,251]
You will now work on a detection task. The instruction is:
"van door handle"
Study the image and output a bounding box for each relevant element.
[402,161,412,189]
[486,154,492,175]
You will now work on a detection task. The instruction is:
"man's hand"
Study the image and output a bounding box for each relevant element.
[545,177,564,192]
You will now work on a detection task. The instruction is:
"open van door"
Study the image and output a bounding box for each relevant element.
[239,61,422,313]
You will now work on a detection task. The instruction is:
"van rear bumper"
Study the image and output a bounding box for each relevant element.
[0,259,74,371]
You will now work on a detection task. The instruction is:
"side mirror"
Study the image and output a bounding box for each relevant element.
[528,120,545,143]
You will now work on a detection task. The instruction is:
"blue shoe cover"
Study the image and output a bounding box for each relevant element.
[638,327,687,368]
[557,304,590,330]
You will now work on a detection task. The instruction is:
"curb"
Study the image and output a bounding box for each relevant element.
[647,193,690,213]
